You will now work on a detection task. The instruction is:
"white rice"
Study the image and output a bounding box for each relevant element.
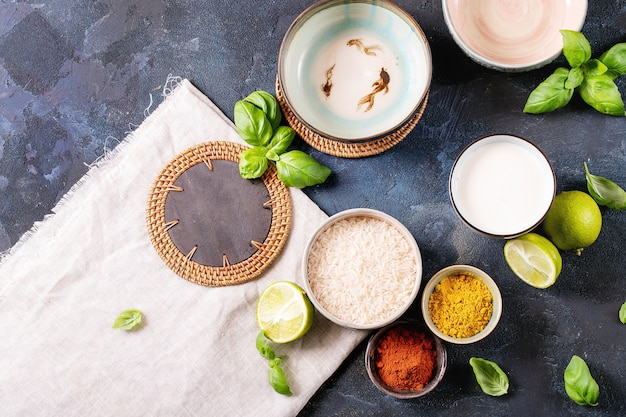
[306,216,418,326]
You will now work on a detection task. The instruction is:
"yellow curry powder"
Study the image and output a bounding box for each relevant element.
[428,273,493,338]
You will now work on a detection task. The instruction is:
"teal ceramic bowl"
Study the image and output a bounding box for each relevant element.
[278,0,431,142]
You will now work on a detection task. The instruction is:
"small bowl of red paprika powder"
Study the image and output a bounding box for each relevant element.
[365,320,447,399]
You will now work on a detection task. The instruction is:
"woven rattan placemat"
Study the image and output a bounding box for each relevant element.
[276,76,428,158]
[146,141,291,287]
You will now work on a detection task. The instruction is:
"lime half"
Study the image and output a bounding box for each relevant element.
[256,281,314,343]
[504,233,562,289]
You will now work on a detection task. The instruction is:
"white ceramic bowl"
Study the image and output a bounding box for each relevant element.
[365,320,447,399]
[449,134,556,239]
[442,0,588,71]
[302,208,422,329]
[421,265,502,344]
[278,0,431,142]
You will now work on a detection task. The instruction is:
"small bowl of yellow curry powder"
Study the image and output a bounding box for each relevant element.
[421,265,502,344]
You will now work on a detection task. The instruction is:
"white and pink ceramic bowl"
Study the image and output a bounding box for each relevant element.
[443,0,588,72]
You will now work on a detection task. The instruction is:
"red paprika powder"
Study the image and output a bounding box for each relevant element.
[375,325,437,391]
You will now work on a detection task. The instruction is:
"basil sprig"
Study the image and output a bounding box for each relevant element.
[234,91,331,188]
[620,301,626,324]
[469,357,509,396]
[564,355,600,406]
[524,31,626,116]
[256,331,292,396]
[584,162,626,209]
[268,357,292,396]
[112,309,143,330]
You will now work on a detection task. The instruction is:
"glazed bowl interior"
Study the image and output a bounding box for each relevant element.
[278,0,431,141]
[302,208,422,330]
[442,0,587,71]
[365,320,447,399]
[421,265,503,345]
[449,134,556,239]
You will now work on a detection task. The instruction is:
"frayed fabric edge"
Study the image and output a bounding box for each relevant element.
[0,74,185,263]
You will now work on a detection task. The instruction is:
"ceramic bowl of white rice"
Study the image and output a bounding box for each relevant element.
[302,208,422,329]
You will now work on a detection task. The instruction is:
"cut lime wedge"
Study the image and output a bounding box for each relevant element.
[504,233,562,289]
[256,281,314,343]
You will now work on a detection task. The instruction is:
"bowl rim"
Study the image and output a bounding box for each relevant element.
[420,265,503,344]
[302,208,422,330]
[277,0,432,142]
[365,319,447,398]
[441,0,588,72]
[448,133,556,239]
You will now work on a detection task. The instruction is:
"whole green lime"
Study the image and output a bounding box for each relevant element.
[542,190,602,255]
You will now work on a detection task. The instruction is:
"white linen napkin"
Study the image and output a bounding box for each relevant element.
[0,78,367,416]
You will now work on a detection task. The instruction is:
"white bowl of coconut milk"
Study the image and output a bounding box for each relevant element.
[449,134,556,238]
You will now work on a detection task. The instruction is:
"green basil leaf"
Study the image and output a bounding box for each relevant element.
[244,91,282,131]
[268,363,292,396]
[565,67,584,89]
[578,75,626,116]
[582,59,608,78]
[112,309,142,330]
[620,301,626,324]
[564,355,599,406]
[239,146,269,179]
[234,100,274,146]
[256,331,275,360]
[469,357,509,396]
[268,357,283,368]
[560,30,592,68]
[523,67,573,114]
[598,43,626,79]
[275,150,331,188]
[584,162,626,209]
[266,149,280,162]
[267,126,295,156]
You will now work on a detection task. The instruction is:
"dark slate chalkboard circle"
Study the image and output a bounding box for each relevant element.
[164,160,272,266]
[146,141,291,286]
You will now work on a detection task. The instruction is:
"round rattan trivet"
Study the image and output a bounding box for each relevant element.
[146,141,291,287]
[276,76,428,158]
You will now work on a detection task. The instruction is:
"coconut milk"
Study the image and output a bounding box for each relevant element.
[450,135,555,237]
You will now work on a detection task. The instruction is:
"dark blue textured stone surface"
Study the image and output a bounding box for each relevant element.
[1,1,625,416]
